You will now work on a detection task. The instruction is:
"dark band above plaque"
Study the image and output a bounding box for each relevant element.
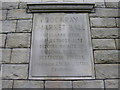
[29,13,94,79]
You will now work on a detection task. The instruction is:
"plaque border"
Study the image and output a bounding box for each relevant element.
[29,13,95,80]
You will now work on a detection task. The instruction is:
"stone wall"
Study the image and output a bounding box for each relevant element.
[1,0,119,89]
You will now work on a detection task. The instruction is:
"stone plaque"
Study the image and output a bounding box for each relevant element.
[29,13,94,79]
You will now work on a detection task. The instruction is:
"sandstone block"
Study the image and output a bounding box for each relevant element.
[2,64,28,79]
[92,39,116,49]
[0,34,6,47]
[2,80,13,88]
[2,2,18,9]
[105,79,119,88]
[90,18,116,28]
[73,80,104,88]
[45,81,72,88]
[11,48,30,63]
[7,9,32,19]
[91,28,119,39]
[105,2,120,8]
[94,50,119,63]
[95,64,119,79]
[0,10,7,20]
[115,39,120,49]
[90,8,119,17]
[6,33,30,48]
[13,80,44,88]
[16,20,32,32]
[0,49,11,63]
[2,20,16,33]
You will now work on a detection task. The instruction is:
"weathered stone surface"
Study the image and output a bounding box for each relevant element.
[19,2,27,9]
[90,8,119,17]
[116,18,120,27]
[115,39,120,49]
[0,10,2,20]
[105,2,120,8]
[2,2,19,9]
[2,20,16,33]
[94,50,119,63]
[1,49,11,63]
[2,80,13,88]
[0,80,1,90]
[2,64,28,79]
[6,33,30,48]
[0,49,2,63]
[105,79,119,88]
[13,80,44,88]
[7,9,32,19]
[91,28,119,39]
[73,80,104,88]
[20,0,41,2]
[11,48,30,63]
[92,39,116,49]
[0,10,7,20]
[64,0,83,2]
[42,0,62,2]
[84,0,105,7]
[45,81,72,88]
[95,64,119,79]
[90,18,116,27]
[16,20,32,32]
[0,34,6,47]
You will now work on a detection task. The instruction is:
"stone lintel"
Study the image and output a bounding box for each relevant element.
[27,3,95,13]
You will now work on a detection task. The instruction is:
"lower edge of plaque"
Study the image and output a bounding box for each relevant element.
[29,76,95,80]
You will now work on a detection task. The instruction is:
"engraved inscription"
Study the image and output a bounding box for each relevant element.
[30,13,93,78]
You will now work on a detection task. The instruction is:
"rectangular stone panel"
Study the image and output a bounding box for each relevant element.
[29,13,94,79]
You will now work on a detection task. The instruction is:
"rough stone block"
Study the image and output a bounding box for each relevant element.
[84,0,105,7]
[105,2,119,8]
[16,20,32,32]
[105,0,120,2]
[2,80,13,88]
[91,28,119,39]
[116,18,120,28]
[2,64,28,79]
[0,49,2,63]
[11,48,30,63]
[7,9,32,19]
[73,80,104,88]
[115,39,120,49]
[2,2,19,9]
[6,33,30,48]
[20,0,41,2]
[105,79,119,88]
[1,49,11,63]
[94,50,119,63]
[19,2,27,9]
[90,8,119,17]
[90,18,116,28]
[95,64,119,79]
[42,0,62,2]
[0,10,7,20]
[92,39,116,49]
[0,34,6,47]
[63,0,83,2]
[2,20,16,33]
[0,10,2,20]
[13,80,44,88]
[45,81,72,88]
